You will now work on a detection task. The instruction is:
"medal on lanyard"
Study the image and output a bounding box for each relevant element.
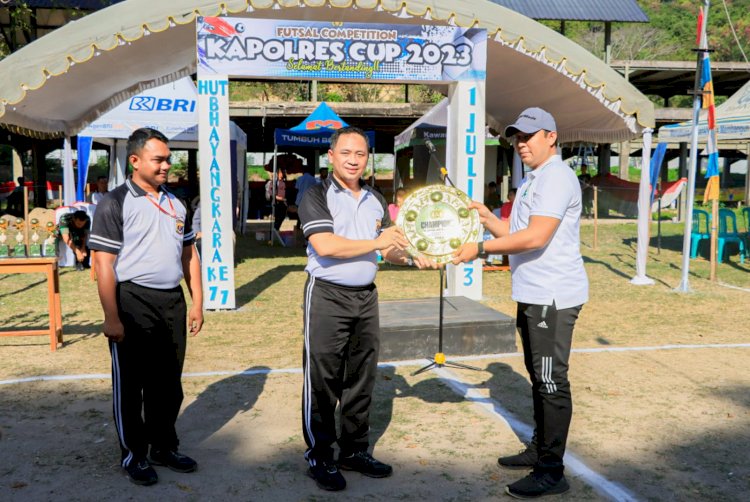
[146,193,177,218]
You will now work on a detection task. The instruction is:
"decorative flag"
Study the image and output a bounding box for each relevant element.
[698,7,720,204]
[649,142,668,205]
[696,7,704,46]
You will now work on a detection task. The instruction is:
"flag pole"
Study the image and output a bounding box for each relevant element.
[676,0,711,293]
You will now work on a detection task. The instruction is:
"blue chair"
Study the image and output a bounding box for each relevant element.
[741,207,750,247]
[690,209,710,259]
[717,208,745,264]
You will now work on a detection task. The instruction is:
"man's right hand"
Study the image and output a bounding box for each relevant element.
[103,317,125,343]
[375,226,408,251]
[468,201,492,225]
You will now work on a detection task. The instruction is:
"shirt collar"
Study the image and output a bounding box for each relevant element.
[126,178,168,198]
[527,155,560,180]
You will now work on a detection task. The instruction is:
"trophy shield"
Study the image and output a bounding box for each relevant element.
[396,185,481,264]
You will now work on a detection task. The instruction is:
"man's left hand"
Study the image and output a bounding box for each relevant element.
[188,306,204,336]
[451,242,479,264]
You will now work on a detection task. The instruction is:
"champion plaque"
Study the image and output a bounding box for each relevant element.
[396,185,482,264]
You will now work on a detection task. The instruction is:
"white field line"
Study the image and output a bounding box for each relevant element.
[435,366,639,502]
[717,282,750,293]
[2,342,749,386]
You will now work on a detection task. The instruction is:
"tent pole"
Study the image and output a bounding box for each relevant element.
[677,0,711,293]
[270,145,284,246]
[631,129,655,285]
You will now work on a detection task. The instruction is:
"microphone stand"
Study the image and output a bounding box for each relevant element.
[412,142,481,376]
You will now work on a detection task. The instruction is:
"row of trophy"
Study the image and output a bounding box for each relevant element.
[0,217,57,259]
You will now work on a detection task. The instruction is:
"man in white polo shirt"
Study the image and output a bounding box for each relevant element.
[452,108,588,499]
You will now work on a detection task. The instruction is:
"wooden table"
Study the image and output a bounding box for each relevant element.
[0,257,63,351]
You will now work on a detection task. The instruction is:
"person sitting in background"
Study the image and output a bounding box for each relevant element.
[90,176,109,204]
[58,210,91,271]
[388,188,406,221]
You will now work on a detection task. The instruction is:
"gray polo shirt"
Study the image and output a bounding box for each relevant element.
[509,155,588,309]
[89,179,194,289]
[298,177,391,287]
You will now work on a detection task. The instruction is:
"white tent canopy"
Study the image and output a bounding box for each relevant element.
[658,77,750,143]
[0,0,656,285]
[0,0,654,143]
[394,98,498,151]
[78,77,247,189]
[77,77,249,232]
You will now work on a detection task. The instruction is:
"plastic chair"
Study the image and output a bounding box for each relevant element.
[742,207,750,247]
[717,208,745,264]
[690,209,710,259]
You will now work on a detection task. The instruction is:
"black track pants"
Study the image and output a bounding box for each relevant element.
[516,302,582,474]
[301,275,380,463]
[109,281,187,467]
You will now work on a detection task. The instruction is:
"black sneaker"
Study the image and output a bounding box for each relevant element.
[307,459,346,491]
[75,262,84,272]
[124,459,158,486]
[505,471,569,499]
[498,445,538,469]
[338,451,393,478]
[149,449,197,473]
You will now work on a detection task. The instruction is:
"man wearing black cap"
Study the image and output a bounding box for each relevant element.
[453,107,588,499]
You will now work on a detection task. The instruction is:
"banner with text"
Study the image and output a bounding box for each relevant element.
[197,75,236,310]
[197,17,486,82]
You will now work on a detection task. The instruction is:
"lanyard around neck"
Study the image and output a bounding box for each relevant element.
[145,192,177,219]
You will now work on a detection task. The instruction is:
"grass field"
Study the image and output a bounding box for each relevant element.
[1,220,748,501]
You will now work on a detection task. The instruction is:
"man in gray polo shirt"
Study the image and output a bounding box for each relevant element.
[453,108,588,499]
[298,126,434,492]
[90,128,203,486]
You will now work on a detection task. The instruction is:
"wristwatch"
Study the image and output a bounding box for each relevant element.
[477,241,488,259]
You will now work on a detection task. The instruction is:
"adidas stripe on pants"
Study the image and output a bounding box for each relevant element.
[302,275,380,463]
[516,301,582,473]
[110,281,187,467]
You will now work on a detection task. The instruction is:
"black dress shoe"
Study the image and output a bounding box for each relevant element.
[124,459,158,486]
[338,451,393,478]
[149,449,197,473]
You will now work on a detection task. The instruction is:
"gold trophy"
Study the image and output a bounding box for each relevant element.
[43,221,57,257]
[28,218,42,257]
[396,185,481,264]
[0,219,9,258]
[13,218,26,257]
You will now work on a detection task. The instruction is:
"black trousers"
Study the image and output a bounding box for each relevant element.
[516,302,582,474]
[109,281,187,468]
[302,275,380,463]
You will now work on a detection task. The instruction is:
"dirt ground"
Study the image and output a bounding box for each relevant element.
[2,220,750,501]
[1,345,749,501]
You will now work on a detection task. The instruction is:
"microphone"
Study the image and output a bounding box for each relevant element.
[424,138,437,154]
[423,139,456,188]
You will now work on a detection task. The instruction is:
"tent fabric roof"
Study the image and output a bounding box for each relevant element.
[489,0,648,23]
[3,1,123,8]
[394,98,498,150]
[78,76,247,144]
[0,0,654,144]
[274,101,375,147]
[657,78,750,143]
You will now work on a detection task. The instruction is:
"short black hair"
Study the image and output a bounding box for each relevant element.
[329,126,369,151]
[72,210,89,222]
[97,175,108,181]
[127,128,168,159]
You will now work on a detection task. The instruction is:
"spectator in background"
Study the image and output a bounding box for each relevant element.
[295,164,317,207]
[494,188,516,221]
[272,168,288,232]
[58,210,91,271]
[485,181,502,211]
[6,176,26,217]
[91,176,109,204]
[578,164,593,218]
[388,188,406,221]
[318,167,328,182]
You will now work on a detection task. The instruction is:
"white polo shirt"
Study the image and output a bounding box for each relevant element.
[509,155,588,309]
